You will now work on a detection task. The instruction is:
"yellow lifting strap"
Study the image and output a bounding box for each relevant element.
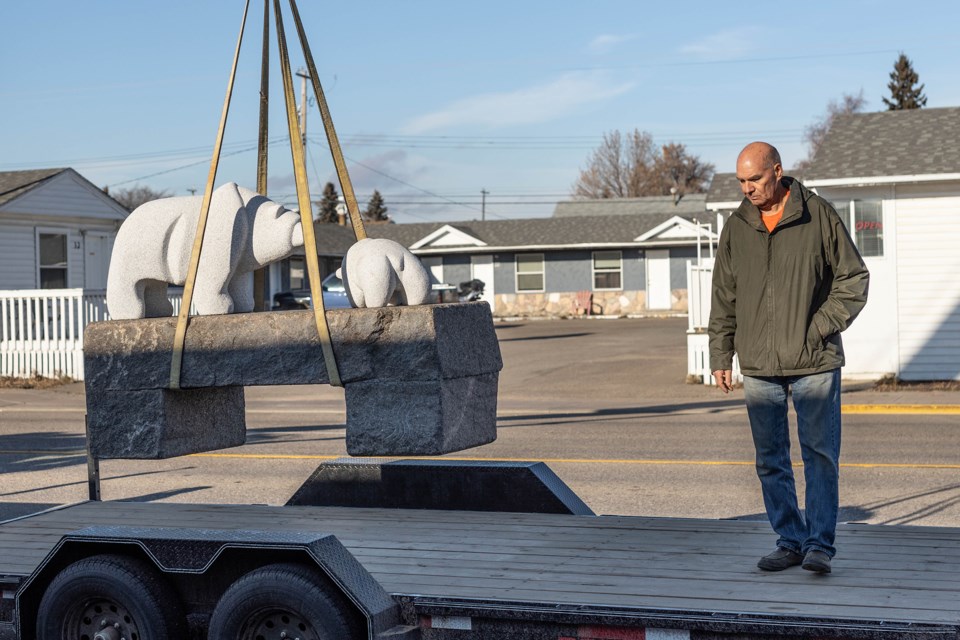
[272,0,342,386]
[170,0,251,391]
[170,0,345,389]
[252,0,271,311]
[287,0,367,241]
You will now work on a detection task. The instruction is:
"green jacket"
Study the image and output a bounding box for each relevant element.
[708,177,869,377]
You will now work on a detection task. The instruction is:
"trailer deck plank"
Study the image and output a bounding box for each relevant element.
[2,501,960,628]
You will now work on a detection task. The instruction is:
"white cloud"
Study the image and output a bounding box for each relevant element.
[401,72,634,134]
[587,34,634,55]
[679,27,764,60]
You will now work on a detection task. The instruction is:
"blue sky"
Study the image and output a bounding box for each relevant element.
[3,1,958,222]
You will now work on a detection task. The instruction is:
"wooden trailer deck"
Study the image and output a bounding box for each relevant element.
[3,501,960,635]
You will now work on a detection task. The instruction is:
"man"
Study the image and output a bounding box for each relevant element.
[709,142,868,574]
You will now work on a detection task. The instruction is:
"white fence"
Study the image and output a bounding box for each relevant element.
[685,262,742,385]
[0,289,183,381]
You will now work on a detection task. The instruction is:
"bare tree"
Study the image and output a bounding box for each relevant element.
[572,130,713,199]
[794,91,866,172]
[110,185,172,212]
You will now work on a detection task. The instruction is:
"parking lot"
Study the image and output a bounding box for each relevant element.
[2,316,960,526]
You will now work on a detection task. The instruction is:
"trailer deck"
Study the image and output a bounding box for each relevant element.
[3,501,960,637]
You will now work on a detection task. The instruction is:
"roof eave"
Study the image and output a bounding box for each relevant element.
[805,173,960,188]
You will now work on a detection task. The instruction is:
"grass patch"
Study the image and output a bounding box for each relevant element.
[0,374,74,389]
[873,374,960,392]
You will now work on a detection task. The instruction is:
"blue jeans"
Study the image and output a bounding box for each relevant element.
[743,369,841,557]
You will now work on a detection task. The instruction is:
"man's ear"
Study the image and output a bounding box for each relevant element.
[774,163,784,180]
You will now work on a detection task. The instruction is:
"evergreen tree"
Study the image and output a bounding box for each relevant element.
[882,53,927,110]
[317,182,340,224]
[363,190,390,222]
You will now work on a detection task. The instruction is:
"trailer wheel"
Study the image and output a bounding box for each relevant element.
[207,563,354,640]
[35,553,186,640]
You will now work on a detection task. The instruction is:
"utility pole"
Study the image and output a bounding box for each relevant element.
[295,67,309,169]
[481,189,489,221]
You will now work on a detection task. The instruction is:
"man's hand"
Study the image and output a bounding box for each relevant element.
[713,369,733,393]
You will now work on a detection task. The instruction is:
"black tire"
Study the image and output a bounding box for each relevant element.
[36,553,187,640]
[207,563,354,640]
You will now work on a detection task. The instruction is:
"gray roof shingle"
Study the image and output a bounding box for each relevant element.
[553,194,706,218]
[0,168,67,207]
[358,213,700,251]
[705,173,742,205]
[806,106,960,180]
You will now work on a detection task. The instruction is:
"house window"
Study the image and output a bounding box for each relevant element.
[592,251,622,290]
[833,199,883,257]
[516,253,544,292]
[38,233,68,289]
[289,256,306,289]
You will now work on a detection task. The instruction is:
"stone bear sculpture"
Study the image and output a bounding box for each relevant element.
[107,182,304,319]
[338,238,431,308]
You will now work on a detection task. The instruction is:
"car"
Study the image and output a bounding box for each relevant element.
[271,273,351,310]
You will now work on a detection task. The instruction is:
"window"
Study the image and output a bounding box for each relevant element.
[831,198,883,258]
[592,251,622,290]
[516,253,544,292]
[38,233,68,288]
[289,256,306,289]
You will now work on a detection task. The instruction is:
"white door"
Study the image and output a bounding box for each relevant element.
[84,233,112,289]
[646,249,672,310]
[471,255,495,313]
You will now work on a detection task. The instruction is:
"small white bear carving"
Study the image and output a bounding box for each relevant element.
[107,183,304,319]
[338,238,431,308]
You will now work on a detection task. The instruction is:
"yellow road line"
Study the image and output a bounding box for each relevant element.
[843,404,960,415]
[187,453,960,470]
[2,405,958,416]
[3,449,960,470]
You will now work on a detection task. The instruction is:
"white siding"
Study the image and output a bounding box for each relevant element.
[0,171,126,221]
[895,189,960,380]
[0,227,38,289]
[816,185,899,379]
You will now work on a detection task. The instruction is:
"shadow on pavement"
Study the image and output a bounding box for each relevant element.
[122,486,212,502]
[499,332,592,342]
[0,431,87,473]
[497,398,747,425]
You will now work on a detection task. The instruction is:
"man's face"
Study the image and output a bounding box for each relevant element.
[736,152,782,210]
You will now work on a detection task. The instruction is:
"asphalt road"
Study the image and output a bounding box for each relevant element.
[2,317,960,527]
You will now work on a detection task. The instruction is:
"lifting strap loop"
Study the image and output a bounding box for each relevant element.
[252,0,271,311]
[169,0,251,390]
[273,0,342,387]
[287,0,367,241]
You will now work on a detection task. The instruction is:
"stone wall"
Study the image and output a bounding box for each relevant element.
[492,289,689,318]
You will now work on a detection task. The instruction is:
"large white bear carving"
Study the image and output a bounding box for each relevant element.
[107,183,304,319]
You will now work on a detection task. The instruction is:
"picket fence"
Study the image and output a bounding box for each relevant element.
[0,289,184,381]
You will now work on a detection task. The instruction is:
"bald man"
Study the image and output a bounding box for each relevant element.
[708,142,869,574]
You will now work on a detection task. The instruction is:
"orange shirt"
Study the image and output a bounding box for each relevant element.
[762,190,790,233]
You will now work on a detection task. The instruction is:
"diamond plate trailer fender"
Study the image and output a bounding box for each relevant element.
[15,526,404,640]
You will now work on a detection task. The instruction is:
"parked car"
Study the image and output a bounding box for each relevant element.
[271,273,351,310]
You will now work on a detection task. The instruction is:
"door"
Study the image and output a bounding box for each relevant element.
[646,249,672,310]
[84,233,112,289]
[470,255,495,313]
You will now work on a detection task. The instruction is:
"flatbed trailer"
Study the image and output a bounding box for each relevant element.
[3,499,960,640]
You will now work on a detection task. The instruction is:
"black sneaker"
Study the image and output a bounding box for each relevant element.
[757,547,803,571]
[802,549,832,574]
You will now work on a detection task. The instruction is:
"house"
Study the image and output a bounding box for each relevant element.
[0,168,128,290]
[345,205,717,317]
[699,107,960,381]
[804,106,960,381]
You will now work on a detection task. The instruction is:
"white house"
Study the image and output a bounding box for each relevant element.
[699,106,960,382]
[0,168,128,290]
